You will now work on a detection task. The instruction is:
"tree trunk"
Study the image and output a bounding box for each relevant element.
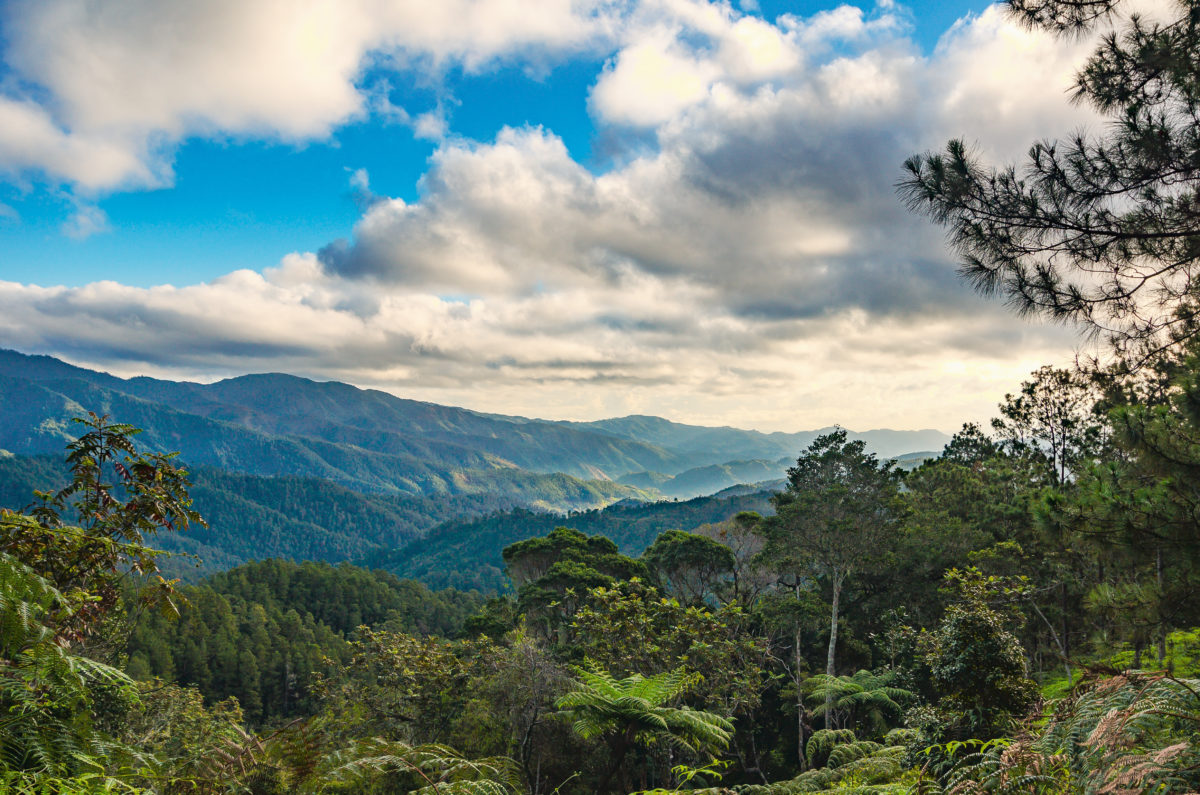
[595,729,633,795]
[1156,547,1167,668]
[1029,598,1071,686]
[825,572,843,730]
[795,622,807,770]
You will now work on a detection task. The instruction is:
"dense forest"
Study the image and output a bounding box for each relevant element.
[363,490,776,592]
[3,0,1200,792]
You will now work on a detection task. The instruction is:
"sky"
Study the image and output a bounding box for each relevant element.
[0,0,1113,432]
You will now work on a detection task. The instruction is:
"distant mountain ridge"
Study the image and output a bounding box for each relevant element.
[561,414,952,462]
[0,349,951,501]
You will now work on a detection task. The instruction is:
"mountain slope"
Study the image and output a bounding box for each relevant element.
[562,414,951,463]
[362,490,777,592]
[0,453,633,579]
[0,350,686,481]
[0,349,949,512]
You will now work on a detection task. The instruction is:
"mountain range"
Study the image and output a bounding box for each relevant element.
[0,348,952,582]
[0,349,949,499]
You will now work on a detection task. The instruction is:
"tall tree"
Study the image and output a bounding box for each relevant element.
[503,527,645,646]
[1043,336,1200,663]
[900,0,1200,362]
[0,415,202,787]
[992,365,1108,486]
[641,530,735,606]
[764,431,902,731]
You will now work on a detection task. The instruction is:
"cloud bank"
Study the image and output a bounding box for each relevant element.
[0,0,1108,430]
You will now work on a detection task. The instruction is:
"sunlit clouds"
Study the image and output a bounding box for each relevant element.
[0,0,1109,430]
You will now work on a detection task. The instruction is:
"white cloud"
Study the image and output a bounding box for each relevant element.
[591,33,721,126]
[0,257,1077,431]
[928,3,1102,159]
[60,202,110,240]
[1,0,1122,429]
[0,0,623,191]
[0,96,165,190]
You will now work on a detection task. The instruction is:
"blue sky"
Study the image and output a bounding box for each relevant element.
[0,0,989,287]
[0,0,1098,431]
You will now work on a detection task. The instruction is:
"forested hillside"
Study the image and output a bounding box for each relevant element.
[126,559,484,725]
[0,454,544,577]
[363,490,777,591]
[5,364,1200,793]
[0,349,945,495]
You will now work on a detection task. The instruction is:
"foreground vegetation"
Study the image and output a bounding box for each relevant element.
[3,329,1200,793]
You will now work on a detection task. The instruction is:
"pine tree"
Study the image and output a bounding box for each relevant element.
[900,0,1200,362]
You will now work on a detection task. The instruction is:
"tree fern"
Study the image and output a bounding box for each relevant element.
[317,738,520,795]
[557,664,733,793]
[0,550,137,777]
[803,672,913,738]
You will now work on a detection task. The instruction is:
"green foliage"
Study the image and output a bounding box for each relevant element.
[369,492,774,593]
[804,730,857,770]
[116,682,248,791]
[801,672,911,740]
[556,665,734,788]
[0,453,538,581]
[1040,673,1200,793]
[2,413,202,642]
[919,673,1200,794]
[918,569,1040,742]
[8,370,1200,795]
[899,0,1200,360]
[991,366,1108,487]
[1042,337,1200,656]
[317,627,482,744]
[569,578,771,720]
[555,665,735,793]
[765,430,904,736]
[0,550,137,776]
[0,415,188,783]
[319,739,521,795]
[738,730,911,794]
[126,559,483,725]
[767,430,903,586]
[504,527,646,645]
[203,558,483,638]
[642,530,735,606]
[0,772,149,793]
[891,425,1044,632]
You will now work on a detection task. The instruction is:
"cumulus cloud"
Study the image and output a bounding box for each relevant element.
[0,0,622,191]
[1,0,1116,429]
[317,2,1101,320]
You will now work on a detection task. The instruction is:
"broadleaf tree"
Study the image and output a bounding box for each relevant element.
[764,430,903,732]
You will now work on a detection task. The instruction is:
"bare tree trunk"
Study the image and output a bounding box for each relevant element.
[825,572,843,730]
[749,730,769,784]
[596,729,633,795]
[1060,582,1071,672]
[795,623,807,770]
[1156,547,1167,668]
[1029,598,1071,686]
